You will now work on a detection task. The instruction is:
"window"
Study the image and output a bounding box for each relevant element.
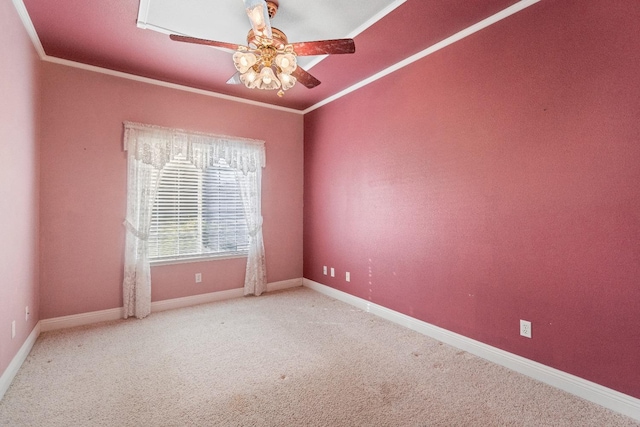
[148,154,248,262]
[123,121,267,317]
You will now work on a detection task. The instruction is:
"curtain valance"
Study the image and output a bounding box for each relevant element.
[123,121,265,174]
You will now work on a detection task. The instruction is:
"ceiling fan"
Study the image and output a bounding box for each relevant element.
[170,0,356,97]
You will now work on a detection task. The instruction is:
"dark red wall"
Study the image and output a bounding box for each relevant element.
[303,0,640,398]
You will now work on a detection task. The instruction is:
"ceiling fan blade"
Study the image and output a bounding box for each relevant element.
[290,39,355,56]
[243,0,272,39]
[292,67,321,89]
[170,34,242,52]
[226,72,242,85]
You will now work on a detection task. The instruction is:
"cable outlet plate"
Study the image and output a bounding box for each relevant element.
[520,319,532,338]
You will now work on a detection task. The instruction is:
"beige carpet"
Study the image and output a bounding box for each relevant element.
[0,287,637,426]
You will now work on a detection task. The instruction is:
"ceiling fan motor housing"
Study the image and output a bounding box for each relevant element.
[247,27,288,49]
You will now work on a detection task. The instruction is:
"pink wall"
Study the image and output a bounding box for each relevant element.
[0,2,41,377]
[39,63,303,319]
[304,0,640,398]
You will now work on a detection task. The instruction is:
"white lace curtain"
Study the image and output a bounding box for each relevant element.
[122,121,267,319]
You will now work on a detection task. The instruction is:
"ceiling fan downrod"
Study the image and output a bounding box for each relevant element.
[266,1,278,19]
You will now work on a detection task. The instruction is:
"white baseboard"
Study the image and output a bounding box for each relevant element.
[0,322,40,400]
[40,307,123,332]
[266,277,303,293]
[151,288,244,313]
[303,278,640,422]
[38,278,304,331]
[152,278,302,312]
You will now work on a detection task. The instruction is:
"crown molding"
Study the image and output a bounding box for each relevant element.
[12,0,539,114]
[41,55,303,114]
[303,0,541,114]
[11,0,45,59]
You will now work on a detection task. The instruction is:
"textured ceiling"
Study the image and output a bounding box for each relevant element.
[21,0,521,111]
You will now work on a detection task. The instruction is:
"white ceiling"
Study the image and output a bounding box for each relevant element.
[137,0,406,69]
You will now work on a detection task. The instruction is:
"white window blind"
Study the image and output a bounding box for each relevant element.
[148,154,248,262]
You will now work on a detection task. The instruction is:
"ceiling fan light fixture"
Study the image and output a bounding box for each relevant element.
[275,53,297,74]
[233,52,258,74]
[278,72,296,91]
[240,68,260,88]
[254,66,281,90]
[171,0,355,96]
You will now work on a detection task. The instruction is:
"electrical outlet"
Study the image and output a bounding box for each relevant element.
[11,320,16,339]
[346,272,350,282]
[323,266,327,275]
[330,267,335,277]
[520,320,532,338]
[25,306,29,321]
[195,273,202,283]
